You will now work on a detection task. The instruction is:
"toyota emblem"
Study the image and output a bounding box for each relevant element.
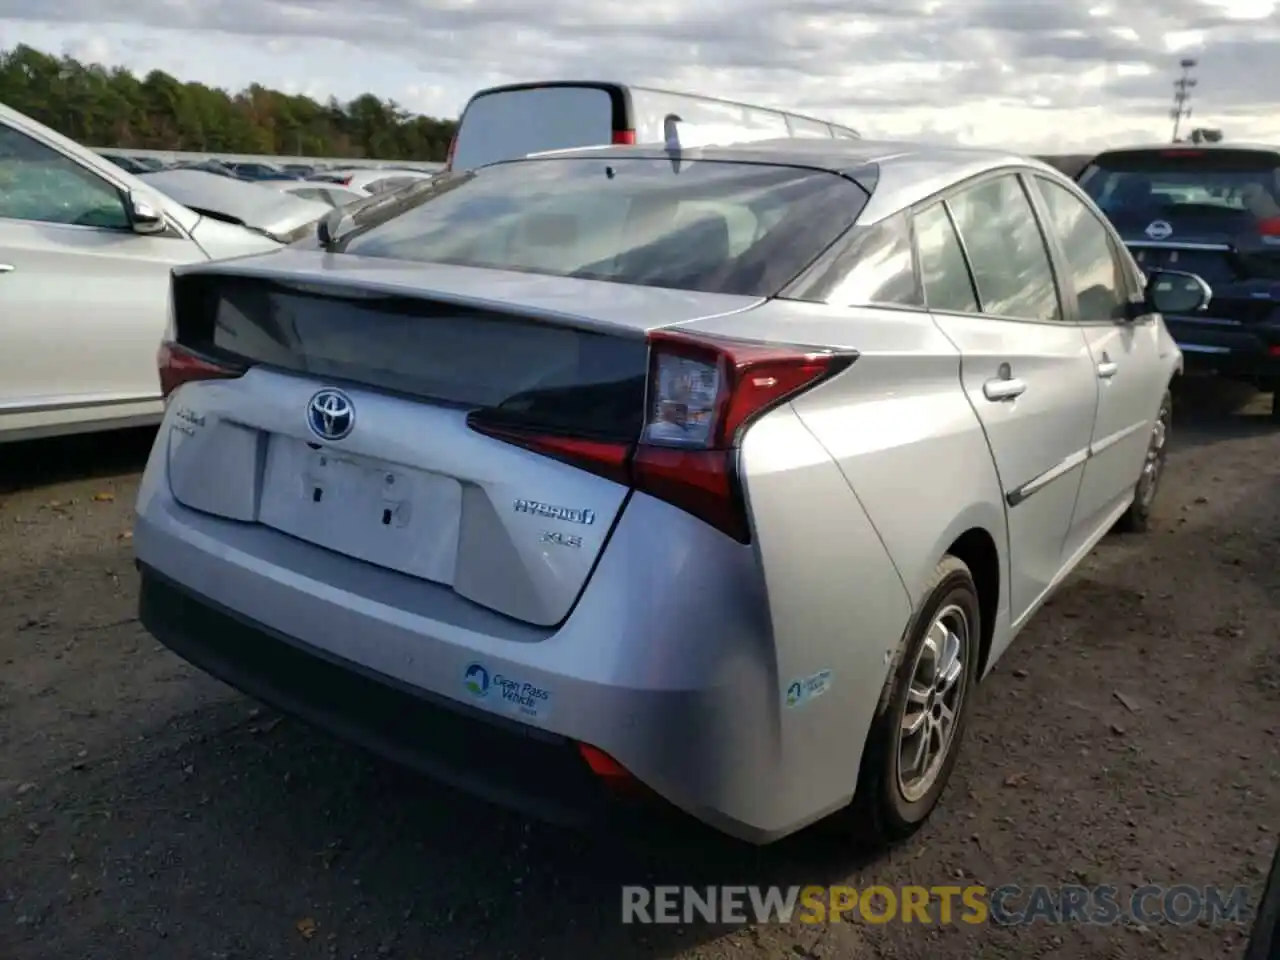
[307,388,355,441]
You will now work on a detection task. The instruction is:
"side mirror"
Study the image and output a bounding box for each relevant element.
[1143,268,1212,316]
[127,191,167,235]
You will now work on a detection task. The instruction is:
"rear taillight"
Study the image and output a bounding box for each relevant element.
[469,331,855,543]
[444,135,457,170]
[1259,216,1280,236]
[611,129,636,145]
[157,341,246,400]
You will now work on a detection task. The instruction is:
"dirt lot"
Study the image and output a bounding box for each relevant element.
[2,381,1279,960]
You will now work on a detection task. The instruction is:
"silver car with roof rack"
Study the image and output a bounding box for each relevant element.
[133,136,1202,845]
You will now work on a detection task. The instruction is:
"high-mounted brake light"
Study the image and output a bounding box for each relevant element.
[611,129,637,145]
[469,331,856,543]
[1160,149,1203,157]
[157,341,246,400]
[1259,216,1280,236]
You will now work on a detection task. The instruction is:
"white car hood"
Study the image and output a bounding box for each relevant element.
[138,170,331,241]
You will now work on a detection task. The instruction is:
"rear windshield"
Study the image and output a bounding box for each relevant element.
[1080,149,1280,222]
[340,157,867,297]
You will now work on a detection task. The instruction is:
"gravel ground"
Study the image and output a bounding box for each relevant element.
[2,380,1278,960]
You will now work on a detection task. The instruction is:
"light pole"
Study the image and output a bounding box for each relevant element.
[1170,57,1198,143]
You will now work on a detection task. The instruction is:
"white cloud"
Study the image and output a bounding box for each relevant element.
[0,0,1276,151]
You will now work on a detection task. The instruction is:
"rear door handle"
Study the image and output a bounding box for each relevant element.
[1097,361,1118,379]
[0,264,14,273]
[983,376,1027,401]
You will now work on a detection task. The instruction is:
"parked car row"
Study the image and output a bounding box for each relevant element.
[99,151,442,203]
[0,78,1263,854]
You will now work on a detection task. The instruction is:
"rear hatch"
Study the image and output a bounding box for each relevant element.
[163,251,763,626]
[160,154,867,627]
[1078,146,1280,321]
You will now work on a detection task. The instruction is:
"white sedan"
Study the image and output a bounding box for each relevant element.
[0,104,336,443]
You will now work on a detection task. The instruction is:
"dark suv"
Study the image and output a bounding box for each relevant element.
[1078,144,1280,417]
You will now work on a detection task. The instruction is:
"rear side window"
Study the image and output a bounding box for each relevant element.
[914,202,978,313]
[800,214,920,307]
[341,157,869,298]
[451,87,615,171]
[1033,177,1130,322]
[1080,148,1280,222]
[947,175,1061,322]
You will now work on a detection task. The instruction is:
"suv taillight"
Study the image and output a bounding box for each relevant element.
[1259,216,1280,237]
[157,341,246,401]
[469,331,855,543]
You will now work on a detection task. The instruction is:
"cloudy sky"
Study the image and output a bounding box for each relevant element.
[0,0,1275,151]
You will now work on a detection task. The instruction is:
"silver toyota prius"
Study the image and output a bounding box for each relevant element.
[133,138,1207,845]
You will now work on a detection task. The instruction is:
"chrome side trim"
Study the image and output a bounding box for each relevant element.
[0,393,162,415]
[1178,344,1232,354]
[1089,420,1146,458]
[1165,316,1242,327]
[1006,447,1090,508]
[1126,240,1232,252]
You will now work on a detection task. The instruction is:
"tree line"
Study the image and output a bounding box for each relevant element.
[0,44,458,161]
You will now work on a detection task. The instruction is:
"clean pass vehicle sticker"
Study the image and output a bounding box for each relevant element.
[785,670,833,708]
[463,662,553,720]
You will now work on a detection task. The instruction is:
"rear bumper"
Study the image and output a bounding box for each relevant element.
[131,430,876,845]
[138,565,669,830]
[1165,308,1280,380]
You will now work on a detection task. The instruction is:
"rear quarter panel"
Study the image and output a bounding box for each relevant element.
[687,302,1012,666]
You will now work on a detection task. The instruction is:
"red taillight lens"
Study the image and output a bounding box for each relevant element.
[611,129,636,145]
[157,341,245,400]
[1259,216,1280,236]
[445,135,457,170]
[631,331,852,541]
[578,743,631,779]
[468,331,854,543]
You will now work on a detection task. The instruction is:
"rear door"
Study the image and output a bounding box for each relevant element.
[1030,175,1168,545]
[450,84,618,171]
[1078,146,1280,355]
[920,173,1100,626]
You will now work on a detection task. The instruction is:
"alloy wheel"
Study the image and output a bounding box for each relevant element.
[897,603,970,804]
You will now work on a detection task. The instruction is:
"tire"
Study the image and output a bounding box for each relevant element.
[845,555,981,846]
[1270,390,1280,424]
[1244,840,1280,960]
[1115,389,1171,534]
